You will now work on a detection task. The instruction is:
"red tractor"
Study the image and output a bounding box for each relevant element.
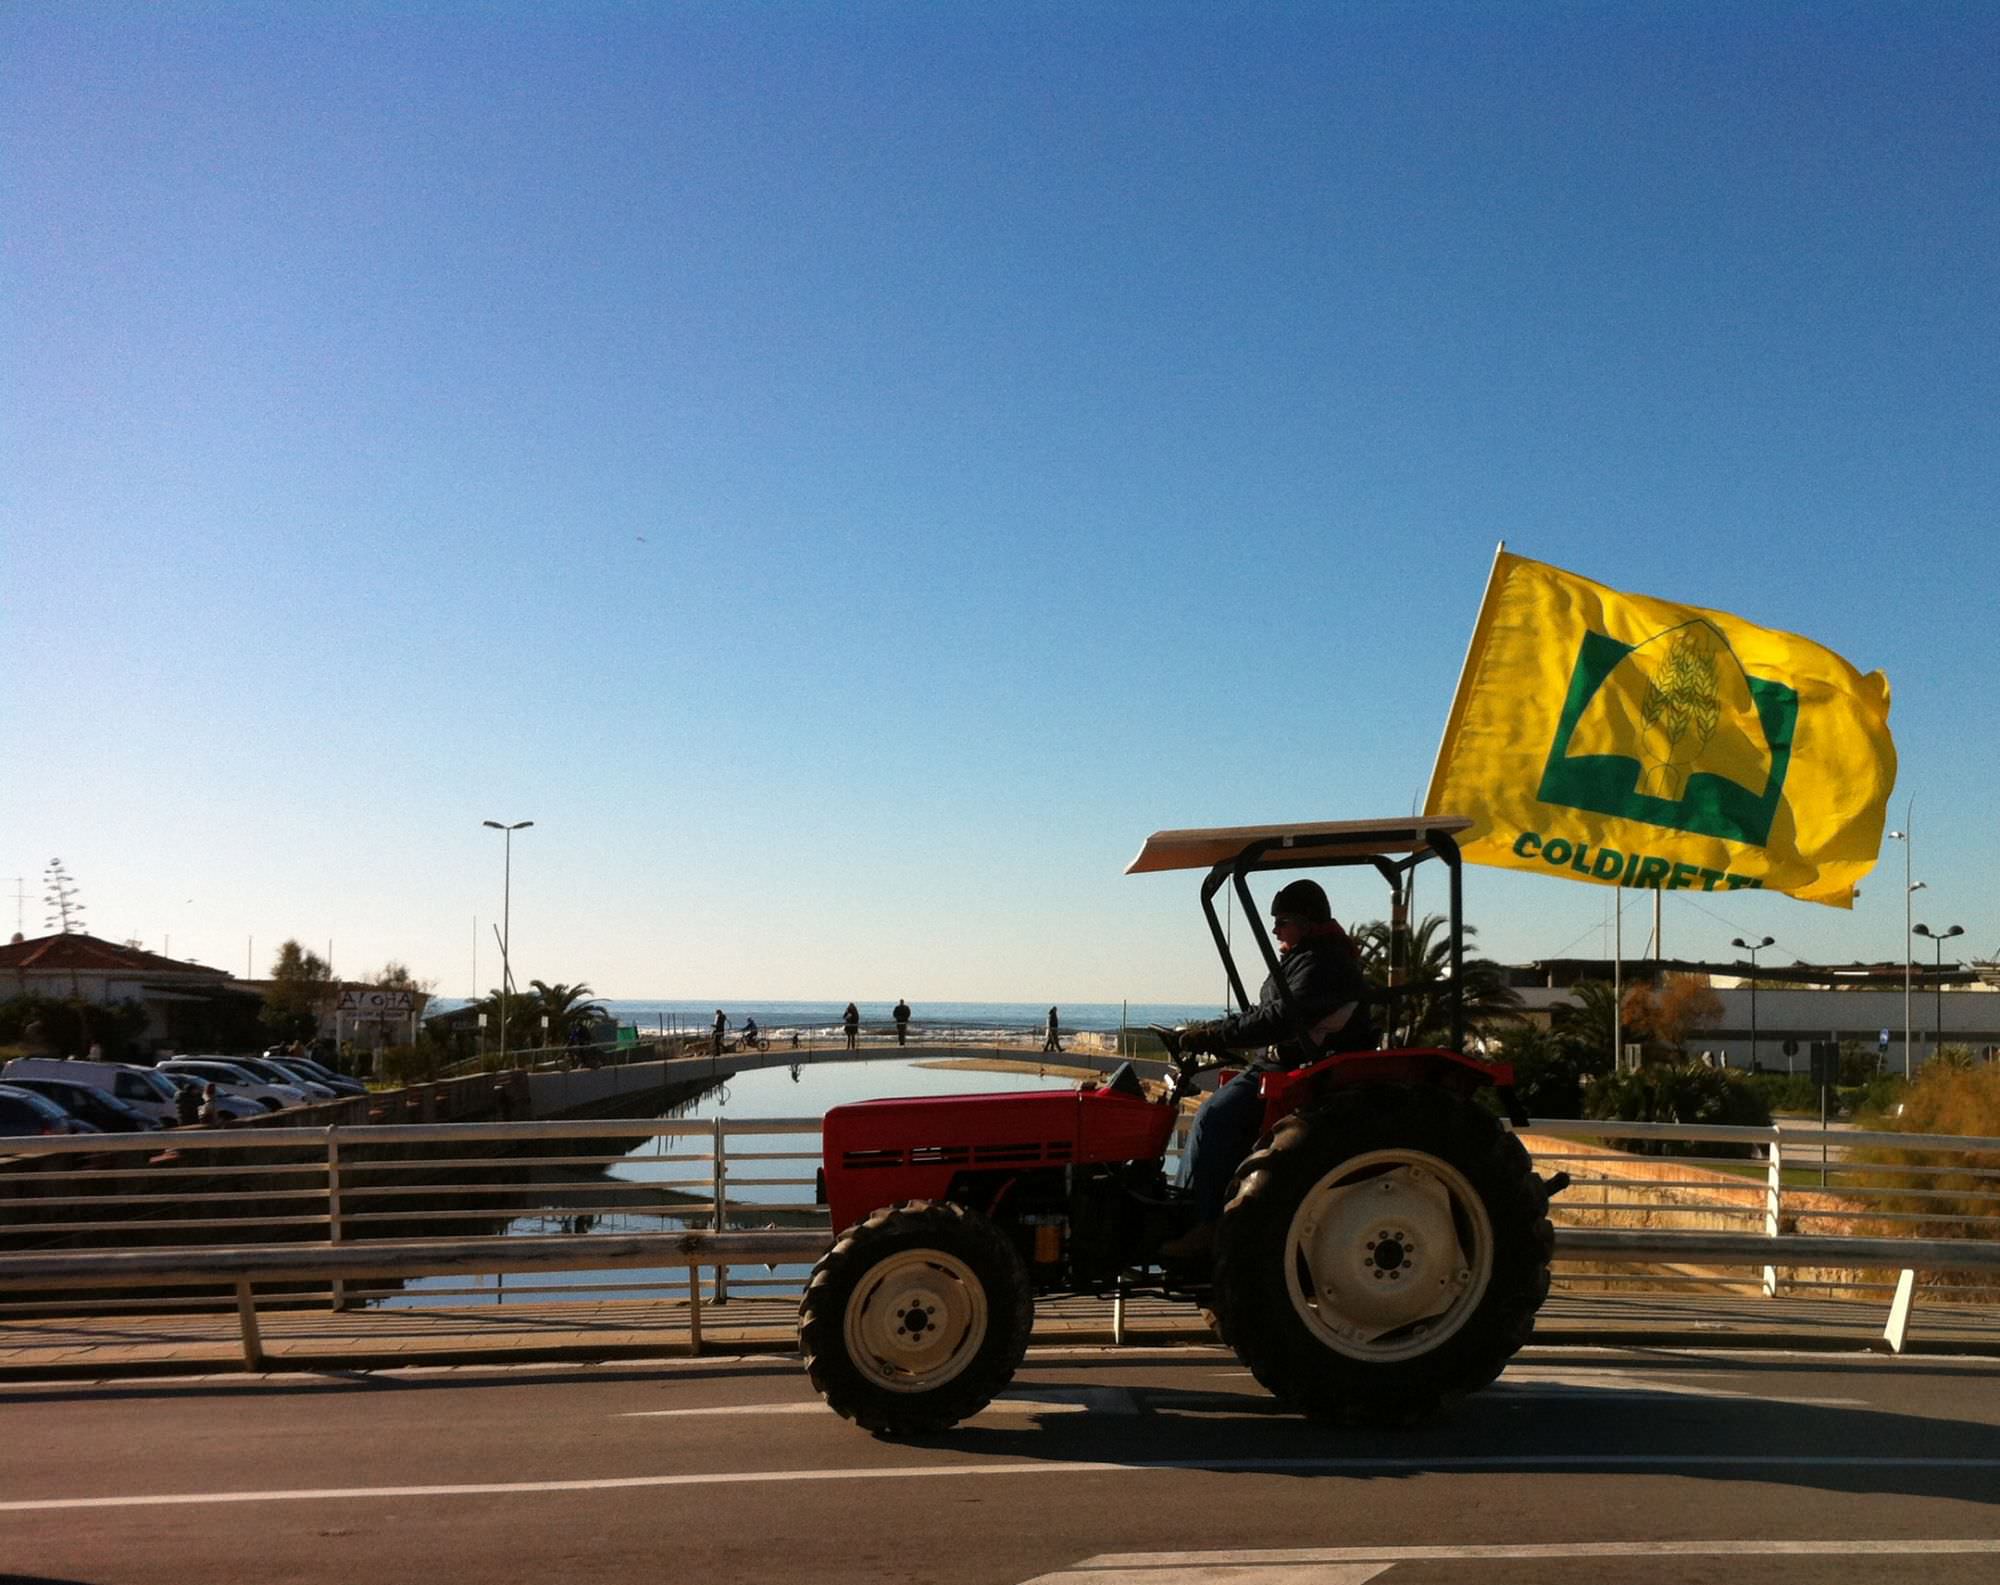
[799,817,1566,1435]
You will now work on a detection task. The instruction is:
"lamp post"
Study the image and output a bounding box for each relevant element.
[482,819,534,1066]
[1913,923,1964,1066]
[1731,935,1775,1070]
[1888,810,1917,1079]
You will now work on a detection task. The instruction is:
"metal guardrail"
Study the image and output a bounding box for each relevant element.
[3,1107,1996,1367]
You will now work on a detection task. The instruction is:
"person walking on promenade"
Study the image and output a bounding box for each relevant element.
[198,1082,223,1128]
[711,1009,727,1057]
[174,1078,201,1128]
[1043,1006,1062,1053]
[842,1002,860,1051]
[893,998,911,1046]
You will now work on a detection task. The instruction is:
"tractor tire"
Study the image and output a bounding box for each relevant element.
[798,1199,1033,1436]
[1211,1083,1554,1427]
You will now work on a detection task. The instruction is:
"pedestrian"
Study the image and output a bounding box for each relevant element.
[174,1078,201,1128]
[893,998,911,1046]
[1043,1007,1062,1053]
[842,1002,860,1051]
[712,1009,727,1057]
[198,1082,223,1127]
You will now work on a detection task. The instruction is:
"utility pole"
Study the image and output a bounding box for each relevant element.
[482,821,534,1066]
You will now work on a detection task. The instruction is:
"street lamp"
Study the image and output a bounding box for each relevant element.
[1888,810,1917,1079]
[1731,936,1775,1070]
[482,819,534,1066]
[1913,923,1965,1066]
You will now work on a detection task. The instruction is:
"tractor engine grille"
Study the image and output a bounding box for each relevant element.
[840,1138,1076,1171]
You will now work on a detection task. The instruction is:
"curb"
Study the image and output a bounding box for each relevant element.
[6,1318,1995,1384]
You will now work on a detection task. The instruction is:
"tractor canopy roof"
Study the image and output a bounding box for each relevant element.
[1124,816,1472,876]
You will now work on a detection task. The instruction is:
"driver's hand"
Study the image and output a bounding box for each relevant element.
[1175,1020,1225,1057]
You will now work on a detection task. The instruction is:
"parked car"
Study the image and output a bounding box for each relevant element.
[1,1077,161,1133]
[0,1057,183,1126]
[0,1084,95,1137]
[157,1071,263,1123]
[206,1055,340,1100]
[263,1056,366,1097]
[263,1048,367,1093]
[155,1059,308,1112]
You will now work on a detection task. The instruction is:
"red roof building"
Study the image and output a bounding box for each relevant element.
[0,931,261,1054]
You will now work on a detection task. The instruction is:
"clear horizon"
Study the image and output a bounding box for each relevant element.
[7,6,1995,1002]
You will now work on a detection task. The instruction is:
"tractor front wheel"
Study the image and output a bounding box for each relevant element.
[1212,1084,1553,1426]
[799,1200,1032,1436]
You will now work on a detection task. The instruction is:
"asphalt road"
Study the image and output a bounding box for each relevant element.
[5,1345,2000,1585]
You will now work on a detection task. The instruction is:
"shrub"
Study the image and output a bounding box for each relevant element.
[0,995,149,1058]
[1584,1063,1774,1157]
[1849,1063,2000,1248]
[1494,1024,1589,1119]
[1743,1071,1821,1116]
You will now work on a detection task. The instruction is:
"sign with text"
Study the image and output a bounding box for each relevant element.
[337,988,416,1018]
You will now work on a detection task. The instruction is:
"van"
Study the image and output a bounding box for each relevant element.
[0,1057,182,1126]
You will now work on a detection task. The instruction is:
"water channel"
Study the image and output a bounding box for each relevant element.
[384,1053,1129,1307]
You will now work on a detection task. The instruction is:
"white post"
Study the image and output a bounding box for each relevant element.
[711,1119,729,1304]
[1762,1129,1783,1298]
[327,1132,346,1312]
[1882,1268,1917,1354]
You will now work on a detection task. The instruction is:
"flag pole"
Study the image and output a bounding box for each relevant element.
[1423,540,1510,817]
[1613,886,1623,1073]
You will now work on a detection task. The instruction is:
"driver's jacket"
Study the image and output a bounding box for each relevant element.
[1211,938,1375,1070]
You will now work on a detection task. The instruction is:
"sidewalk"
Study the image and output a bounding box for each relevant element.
[4,1289,1997,1381]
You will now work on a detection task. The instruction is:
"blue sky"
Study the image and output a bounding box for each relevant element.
[5,4,1995,1003]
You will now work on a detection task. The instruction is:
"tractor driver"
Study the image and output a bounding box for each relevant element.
[1158,878,1376,1261]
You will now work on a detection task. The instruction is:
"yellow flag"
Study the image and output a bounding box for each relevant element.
[1424,549,1897,908]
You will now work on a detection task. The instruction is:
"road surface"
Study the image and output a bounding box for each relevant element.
[5,1344,2000,1584]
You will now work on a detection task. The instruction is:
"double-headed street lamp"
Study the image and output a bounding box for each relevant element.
[1732,935,1775,1070]
[482,819,534,1065]
[1913,922,1965,1065]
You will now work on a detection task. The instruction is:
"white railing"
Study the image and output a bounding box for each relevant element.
[4,1112,1997,1320]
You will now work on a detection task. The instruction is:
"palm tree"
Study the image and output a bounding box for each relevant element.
[526,980,604,1047]
[1351,913,1523,1047]
[1550,980,1620,1078]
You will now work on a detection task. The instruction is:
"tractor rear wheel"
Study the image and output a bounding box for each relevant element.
[1212,1084,1553,1426]
[799,1200,1032,1436]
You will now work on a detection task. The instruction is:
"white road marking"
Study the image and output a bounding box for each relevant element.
[8,1455,2000,1513]
[621,1386,1140,1418]
[1022,1566,1388,1585]
[1021,1566,1388,1584]
[621,1402,824,1417]
[1493,1365,1866,1407]
[1077,1539,2000,1569]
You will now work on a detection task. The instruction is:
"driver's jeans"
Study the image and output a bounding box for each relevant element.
[1179,1069,1266,1224]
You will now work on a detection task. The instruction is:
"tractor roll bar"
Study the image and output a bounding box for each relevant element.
[1196,826,1466,1056]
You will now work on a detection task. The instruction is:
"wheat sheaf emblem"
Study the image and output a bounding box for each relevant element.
[1636,629,1721,800]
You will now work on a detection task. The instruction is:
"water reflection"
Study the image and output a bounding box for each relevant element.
[383,1055,1081,1308]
